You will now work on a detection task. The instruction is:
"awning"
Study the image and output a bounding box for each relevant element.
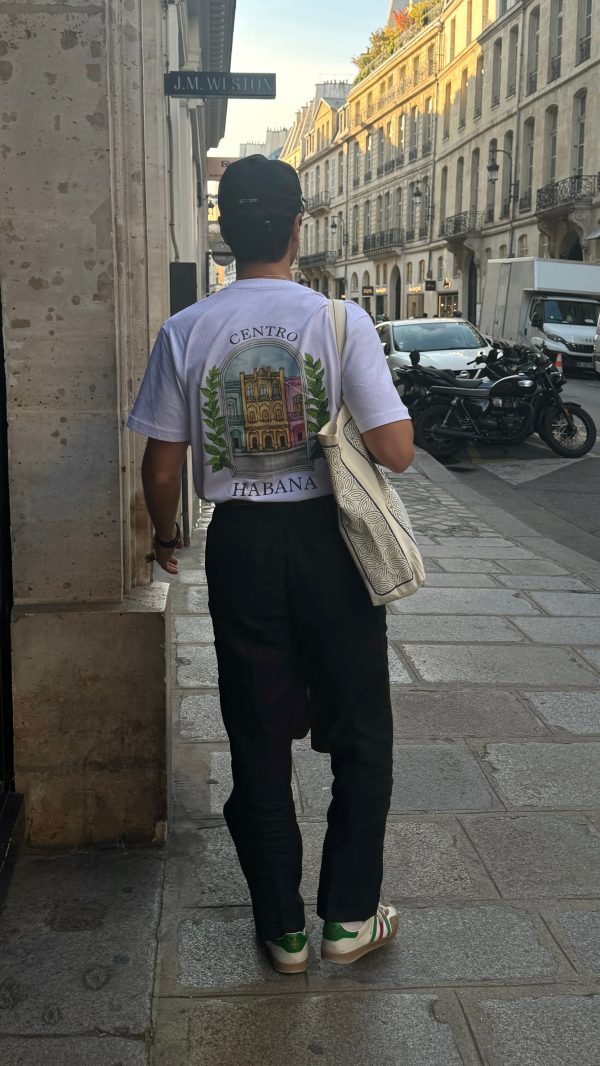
[585,225,600,240]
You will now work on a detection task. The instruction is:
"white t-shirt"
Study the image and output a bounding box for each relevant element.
[128,279,410,504]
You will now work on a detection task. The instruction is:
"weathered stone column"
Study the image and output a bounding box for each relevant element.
[1,0,171,846]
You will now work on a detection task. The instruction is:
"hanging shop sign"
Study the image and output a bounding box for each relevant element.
[207,157,237,181]
[165,72,276,99]
[375,286,387,295]
[425,279,437,291]
[362,285,374,296]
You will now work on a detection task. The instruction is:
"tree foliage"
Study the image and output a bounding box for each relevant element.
[352,1,442,82]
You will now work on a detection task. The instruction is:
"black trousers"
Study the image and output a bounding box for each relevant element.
[205,494,393,940]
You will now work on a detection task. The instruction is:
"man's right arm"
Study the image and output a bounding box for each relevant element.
[362,419,414,473]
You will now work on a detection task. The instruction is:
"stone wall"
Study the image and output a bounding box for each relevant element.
[1,0,171,845]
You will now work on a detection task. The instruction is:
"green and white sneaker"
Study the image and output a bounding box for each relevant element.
[265,929,309,974]
[321,903,398,965]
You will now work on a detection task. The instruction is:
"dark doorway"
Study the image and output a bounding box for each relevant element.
[467,256,478,323]
[560,233,583,261]
[0,292,21,869]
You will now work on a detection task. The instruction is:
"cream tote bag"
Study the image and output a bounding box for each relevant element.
[318,299,426,606]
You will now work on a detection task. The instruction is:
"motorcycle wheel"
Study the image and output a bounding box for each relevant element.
[413,404,462,460]
[540,403,597,458]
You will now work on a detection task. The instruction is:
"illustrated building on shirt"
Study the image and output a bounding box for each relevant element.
[220,340,313,474]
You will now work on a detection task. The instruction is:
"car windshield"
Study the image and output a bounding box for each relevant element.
[542,299,600,327]
[392,321,486,352]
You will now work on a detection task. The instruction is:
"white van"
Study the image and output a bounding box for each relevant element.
[594,311,600,376]
[479,258,600,372]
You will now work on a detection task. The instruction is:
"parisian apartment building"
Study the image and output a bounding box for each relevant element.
[282,0,600,323]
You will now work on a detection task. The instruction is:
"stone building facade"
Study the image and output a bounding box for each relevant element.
[0,0,235,847]
[288,0,600,323]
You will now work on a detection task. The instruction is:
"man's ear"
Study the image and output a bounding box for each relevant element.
[291,212,303,240]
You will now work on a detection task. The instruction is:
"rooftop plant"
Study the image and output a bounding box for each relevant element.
[352,0,443,83]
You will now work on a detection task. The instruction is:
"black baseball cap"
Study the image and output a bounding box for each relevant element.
[218,154,303,227]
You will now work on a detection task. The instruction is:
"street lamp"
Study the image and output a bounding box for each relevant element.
[487,147,516,255]
[330,216,348,299]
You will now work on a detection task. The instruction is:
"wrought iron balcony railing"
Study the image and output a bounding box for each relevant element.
[440,210,485,238]
[298,250,339,268]
[363,228,405,255]
[536,174,596,213]
[305,191,331,214]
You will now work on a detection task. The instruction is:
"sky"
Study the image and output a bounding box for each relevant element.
[211,0,391,157]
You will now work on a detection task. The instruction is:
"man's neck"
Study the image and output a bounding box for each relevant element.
[236,257,292,281]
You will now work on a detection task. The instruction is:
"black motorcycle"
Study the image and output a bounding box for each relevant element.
[405,348,596,460]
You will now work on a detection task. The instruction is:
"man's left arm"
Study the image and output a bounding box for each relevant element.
[142,438,189,574]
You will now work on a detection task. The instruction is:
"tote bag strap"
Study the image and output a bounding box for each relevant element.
[327,298,347,365]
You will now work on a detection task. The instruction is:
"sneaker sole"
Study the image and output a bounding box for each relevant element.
[269,954,308,974]
[321,915,399,964]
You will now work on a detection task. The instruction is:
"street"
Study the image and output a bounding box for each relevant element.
[444,374,600,562]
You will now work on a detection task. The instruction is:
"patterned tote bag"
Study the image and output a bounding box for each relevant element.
[318,299,426,606]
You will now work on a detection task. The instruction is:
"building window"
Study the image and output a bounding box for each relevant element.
[407,261,413,284]
[484,247,492,276]
[384,190,391,229]
[315,165,320,193]
[452,254,460,277]
[507,26,518,96]
[437,255,444,281]
[455,156,464,214]
[544,106,558,183]
[410,105,418,156]
[413,54,420,84]
[459,68,468,129]
[520,118,535,209]
[383,263,388,283]
[427,43,435,75]
[398,112,406,157]
[376,264,381,285]
[527,7,540,94]
[548,0,563,80]
[499,243,508,258]
[351,272,358,292]
[364,200,371,238]
[470,148,480,215]
[466,0,473,43]
[377,127,384,172]
[573,91,586,176]
[576,0,592,63]
[338,150,344,194]
[518,234,529,256]
[353,142,360,186]
[315,219,320,251]
[352,204,359,248]
[395,186,403,228]
[482,0,489,28]
[492,40,502,108]
[440,166,448,225]
[449,18,456,61]
[324,160,329,193]
[443,81,451,140]
[365,132,372,178]
[474,54,484,117]
[386,120,392,162]
[423,97,433,151]
[418,259,426,282]
[376,195,383,231]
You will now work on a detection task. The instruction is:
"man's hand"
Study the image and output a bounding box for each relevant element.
[141,439,189,575]
[153,528,183,575]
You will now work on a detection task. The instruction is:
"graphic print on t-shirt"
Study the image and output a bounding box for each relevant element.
[201,338,331,476]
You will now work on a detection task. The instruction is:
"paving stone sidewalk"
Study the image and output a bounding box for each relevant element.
[1,456,600,1065]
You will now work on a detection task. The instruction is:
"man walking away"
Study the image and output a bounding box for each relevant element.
[128,155,414,973]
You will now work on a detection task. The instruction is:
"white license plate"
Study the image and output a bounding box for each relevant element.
[575,360,591,367]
